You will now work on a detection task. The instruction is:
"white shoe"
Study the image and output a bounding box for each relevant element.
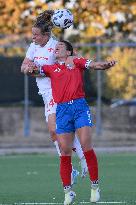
[71,169,79,185]
[80,157,88,178]
[90,187,100,203]
[64,190,76,205]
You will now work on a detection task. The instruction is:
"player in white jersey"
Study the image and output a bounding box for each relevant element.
[21,10,88,181]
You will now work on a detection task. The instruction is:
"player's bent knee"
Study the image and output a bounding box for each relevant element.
[81,143,92,152]
[61,150,71,156]
[49,129,57,142]
[60,146,71,155]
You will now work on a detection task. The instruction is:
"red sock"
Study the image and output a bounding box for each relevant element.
[84,149,98,182]
[60,156,72,187]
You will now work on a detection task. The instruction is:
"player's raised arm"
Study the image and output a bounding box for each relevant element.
[70,57,116,71]
[88,60,116,70]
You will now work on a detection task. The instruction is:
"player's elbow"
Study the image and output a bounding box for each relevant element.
[21,64,27,74]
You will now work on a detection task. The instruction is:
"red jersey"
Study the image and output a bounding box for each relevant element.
[41,58,92,103]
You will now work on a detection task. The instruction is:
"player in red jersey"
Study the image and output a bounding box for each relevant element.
[30,40,116,204]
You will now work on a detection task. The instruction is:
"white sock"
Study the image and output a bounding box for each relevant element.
[64,185,71,193]
[73,135,84,160]
[54,140,61,156]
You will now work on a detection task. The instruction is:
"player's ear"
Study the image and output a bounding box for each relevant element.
[67,50,72,56]
[73,49,78,56]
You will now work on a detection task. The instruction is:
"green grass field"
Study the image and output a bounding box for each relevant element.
[0,152,136,204]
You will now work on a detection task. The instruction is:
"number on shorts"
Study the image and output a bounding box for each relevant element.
[49,99,55,107]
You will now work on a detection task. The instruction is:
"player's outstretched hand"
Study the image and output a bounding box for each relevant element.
[100,60,117,69]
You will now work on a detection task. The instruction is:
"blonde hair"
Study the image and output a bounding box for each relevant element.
[33,10,54,34]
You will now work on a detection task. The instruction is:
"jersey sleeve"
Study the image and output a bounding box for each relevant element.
[25,43,35,60]
[73,57,93,70]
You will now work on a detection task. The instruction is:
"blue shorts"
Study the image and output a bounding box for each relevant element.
[56,98,94,134]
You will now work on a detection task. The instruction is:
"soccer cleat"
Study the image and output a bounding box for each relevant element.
[64,190,76,205]
[80,157,88,178]
[71,168,79,185]
[90,186,100,203]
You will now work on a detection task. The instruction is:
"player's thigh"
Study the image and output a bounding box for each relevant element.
[45,99,57,122]
[41,91,57,122]
[57,133,74,155]
[77,126,93,151]
[43,94,57,140]
[56,104,75,134]
[48,113,56,132]
[74,99,94,130]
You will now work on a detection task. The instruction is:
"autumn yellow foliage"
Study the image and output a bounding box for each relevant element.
[105,48,136,99]
[0,0,135,40]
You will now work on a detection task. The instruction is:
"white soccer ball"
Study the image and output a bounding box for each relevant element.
[52,9,73,29]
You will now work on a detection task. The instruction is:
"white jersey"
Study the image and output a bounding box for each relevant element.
[26,36,58,94]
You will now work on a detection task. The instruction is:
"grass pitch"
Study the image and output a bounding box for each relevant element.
[0,152,136,204]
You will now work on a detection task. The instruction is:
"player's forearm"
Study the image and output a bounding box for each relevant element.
[89,60,116,70]
[21,63,30,74]
[89,62,105,70]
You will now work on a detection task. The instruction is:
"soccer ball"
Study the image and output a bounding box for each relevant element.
[52,9,73,29]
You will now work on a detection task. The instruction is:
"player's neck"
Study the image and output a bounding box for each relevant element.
[57,57,67,64]
[40,36,50,47]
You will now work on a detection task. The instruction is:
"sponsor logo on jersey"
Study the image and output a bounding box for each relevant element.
[34,56,48,61]
[54,68,61,72]
[48,48,54,52]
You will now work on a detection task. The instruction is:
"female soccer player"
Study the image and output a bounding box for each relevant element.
[31,40,116,204]
[21,10,88,181]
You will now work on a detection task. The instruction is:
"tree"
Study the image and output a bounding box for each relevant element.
[68,0,136,42]
[104,47,136,100]
[0,0,49,35]
[0,0,136,57]
[0,0,136,41]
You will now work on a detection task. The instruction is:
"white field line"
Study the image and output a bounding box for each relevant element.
[0,201,135,205]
